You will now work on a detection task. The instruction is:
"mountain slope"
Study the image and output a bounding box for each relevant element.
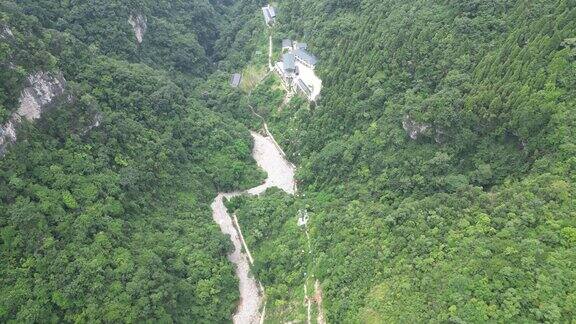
[0,1,264,322]
[260,0,576,322]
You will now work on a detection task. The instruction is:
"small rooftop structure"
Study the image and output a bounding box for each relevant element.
[282,39,293,50]
[294,49,318,68]
[294,42,308,50]
[268,5,276,18]
[262,9,272,25]
[262,5,275,25]
[230,73,241,87]
[283,53,295,72]
[296,79,312,97]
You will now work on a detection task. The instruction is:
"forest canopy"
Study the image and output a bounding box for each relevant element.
[0,0,265,322]
[262,0,576,322]
[1,0,575,322]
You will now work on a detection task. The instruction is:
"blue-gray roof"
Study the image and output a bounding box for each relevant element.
[268,6,276,17]
[282,39,292,48]
[296,43,308,50]
[230,73,241,87]
[294,49,318,66]
[262,8,273,24]
[283,53,295,71]
[296,79,312,95]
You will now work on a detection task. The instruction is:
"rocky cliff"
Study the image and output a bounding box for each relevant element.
[0,25,13,39]
[129,14,147,44]
[402,115,446,144]
[0,71,66,155]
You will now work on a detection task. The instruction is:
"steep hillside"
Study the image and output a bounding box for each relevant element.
[14,0,234,75]
[0,5,59,124]
[259,0,576,322]
[0,1,265,322]
[2,0,575,322]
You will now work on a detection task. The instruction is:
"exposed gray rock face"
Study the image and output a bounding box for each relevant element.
[81,112,103,135]
[0,71,66,155]
[434,129,447,144]
[402,115,448,144]
[402,115,431,140]
[0,25,13,39]
[128,14,147,44]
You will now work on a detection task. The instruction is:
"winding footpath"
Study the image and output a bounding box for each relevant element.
[211,130,296,324]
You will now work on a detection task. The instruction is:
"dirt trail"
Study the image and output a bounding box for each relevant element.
[315,280,326,324]
[211,131,296,324]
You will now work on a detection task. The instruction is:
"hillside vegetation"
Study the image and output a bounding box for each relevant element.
[259,0,576,322]
[0,0,265,322]
[1,0,575,322]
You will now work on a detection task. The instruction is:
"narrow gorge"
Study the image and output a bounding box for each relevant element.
[1,0,575,322]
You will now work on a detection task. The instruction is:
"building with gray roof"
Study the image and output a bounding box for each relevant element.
[262,5,276,25]
[282,39,292,51]
[283,53,295,73]
[294,49,318,68]
[262,7,273,25]
[296,79,312,97]
[294,42,308,50]
[268,6,276,18]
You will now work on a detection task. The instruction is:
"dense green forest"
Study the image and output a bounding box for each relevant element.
[1,0,575,322]
[226,189,309,322]
[0,0,266,322]
[258,0,576,322]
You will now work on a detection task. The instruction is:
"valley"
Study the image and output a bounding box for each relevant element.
[211,130,295,324]
[0,0,575,323]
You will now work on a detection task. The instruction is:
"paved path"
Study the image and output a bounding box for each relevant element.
[268,35,274,71]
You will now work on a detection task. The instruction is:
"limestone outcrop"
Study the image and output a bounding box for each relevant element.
[0,71,66,155]
[129,14,148,44]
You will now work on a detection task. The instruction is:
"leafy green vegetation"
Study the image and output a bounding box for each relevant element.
[258,0,576,322]
[0,0,266,322]
[227,189,309,322]
[0,54,263,322]
[249,76,285,119]
[1,0,575,322]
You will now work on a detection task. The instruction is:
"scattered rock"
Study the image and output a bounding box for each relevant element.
[402,115,431,140]
[0,25,13,39]
[434,128,447,144]
[81,112,103,135]
[0,122,17,155]
[19,72,66,120]
[297,209,309,226]
[402,115,447,144]
[128,14,147,44]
